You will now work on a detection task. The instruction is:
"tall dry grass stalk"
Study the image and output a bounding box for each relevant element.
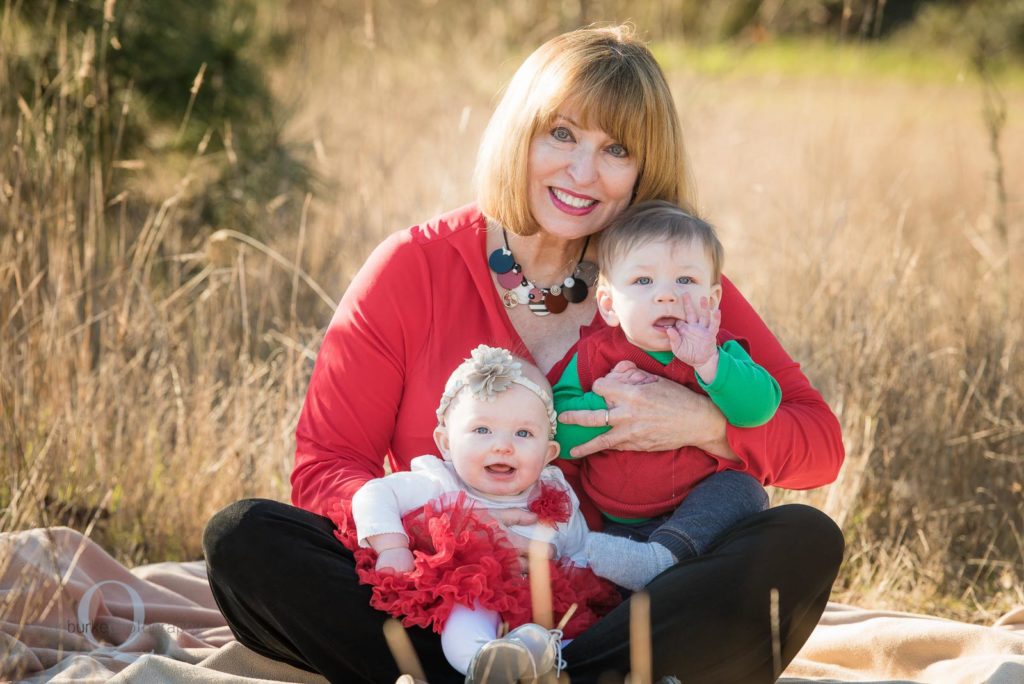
[2,3,1022,625]
[0,7,329,564]
[686,76,1024,619]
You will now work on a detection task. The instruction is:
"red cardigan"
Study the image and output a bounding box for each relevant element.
[292,204,844,530]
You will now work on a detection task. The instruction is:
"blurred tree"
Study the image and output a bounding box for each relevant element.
[278,1,1024,58]
[11,0,311,237]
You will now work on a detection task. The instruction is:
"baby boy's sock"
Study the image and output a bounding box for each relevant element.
[585,533,677,591]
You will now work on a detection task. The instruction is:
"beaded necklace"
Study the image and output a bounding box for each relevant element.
[488,228,598,316]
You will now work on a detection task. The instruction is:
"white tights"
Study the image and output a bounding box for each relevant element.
[440,602,501,674]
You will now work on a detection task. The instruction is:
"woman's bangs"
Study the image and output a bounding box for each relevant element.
[593,93,648,163]
[544,69,650,162]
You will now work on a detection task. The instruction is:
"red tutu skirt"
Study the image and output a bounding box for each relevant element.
[333,491,621,637]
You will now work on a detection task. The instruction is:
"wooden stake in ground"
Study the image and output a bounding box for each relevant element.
[771,587,782,679]
[628,590,652,684]
[383,618,427,683]
[529,538,553,629]
[556,603,578,632]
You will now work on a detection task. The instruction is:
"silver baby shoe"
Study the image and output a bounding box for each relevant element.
[464,623,566,684]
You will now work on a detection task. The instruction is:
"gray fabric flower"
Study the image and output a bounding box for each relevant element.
[464,346,521,399]
[435,345,557,437]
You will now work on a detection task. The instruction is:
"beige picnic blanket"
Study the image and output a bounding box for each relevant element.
[2,527,1024,683]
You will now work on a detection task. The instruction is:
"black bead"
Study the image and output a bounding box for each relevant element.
[563,277,589,303]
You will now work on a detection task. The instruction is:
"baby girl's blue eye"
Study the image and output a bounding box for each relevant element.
[633,276,652,285]
[515,429,533,438]
[677,276,694,285]
[473,426,490,434]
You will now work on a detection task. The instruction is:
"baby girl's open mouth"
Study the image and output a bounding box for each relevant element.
[653,317,679,329]
[485,464,516,477]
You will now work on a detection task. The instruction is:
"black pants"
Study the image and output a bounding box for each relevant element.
[203,499,843,684]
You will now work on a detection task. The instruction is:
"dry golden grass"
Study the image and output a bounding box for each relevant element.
[2,5,1022,625]
[686,75,1024,621]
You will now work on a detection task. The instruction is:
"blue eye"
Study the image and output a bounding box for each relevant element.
[633,276,652,285]
[516,429,533,438]
[473,426,490,434]
[607,143,628,158]
[551,126,573,142]
[677,276,694,285]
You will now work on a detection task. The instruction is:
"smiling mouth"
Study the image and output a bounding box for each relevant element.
[485,464,516,477]
[549,187,598,215]
[551,188,597,209]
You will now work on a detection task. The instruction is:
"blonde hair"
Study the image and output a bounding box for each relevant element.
[475,25,692,236]
[598,200,723,283]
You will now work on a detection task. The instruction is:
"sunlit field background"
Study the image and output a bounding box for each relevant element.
[2,0,1022,623]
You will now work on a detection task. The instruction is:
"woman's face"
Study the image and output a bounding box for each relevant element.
[527,105,639,240]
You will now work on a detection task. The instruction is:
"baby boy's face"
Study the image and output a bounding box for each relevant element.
[597,238,722,352]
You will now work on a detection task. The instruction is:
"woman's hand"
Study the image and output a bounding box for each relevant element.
[485,508,554,573]
[558,360,740,461]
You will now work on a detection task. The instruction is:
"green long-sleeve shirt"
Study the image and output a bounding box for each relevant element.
[553,340,782,460]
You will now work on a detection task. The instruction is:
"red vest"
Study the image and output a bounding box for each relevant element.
[575,325,745,520]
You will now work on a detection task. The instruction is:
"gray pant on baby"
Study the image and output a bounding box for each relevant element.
[601,470,770,560]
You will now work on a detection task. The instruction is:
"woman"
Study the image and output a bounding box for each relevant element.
[203,25,844,684]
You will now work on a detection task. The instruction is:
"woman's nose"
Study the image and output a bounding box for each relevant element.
[568,148,598,185]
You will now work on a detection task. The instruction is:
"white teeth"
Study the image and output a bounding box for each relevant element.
[552,188,597,209]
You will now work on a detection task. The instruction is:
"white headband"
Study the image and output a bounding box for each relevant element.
[436,345,557,438]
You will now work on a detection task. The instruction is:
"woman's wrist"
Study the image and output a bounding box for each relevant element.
[688,394,740,462]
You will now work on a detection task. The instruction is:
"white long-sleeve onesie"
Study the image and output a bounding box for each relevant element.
[351,455,590,673]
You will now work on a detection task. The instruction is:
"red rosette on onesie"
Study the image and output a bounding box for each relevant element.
[333,490,620,636]
[527,481,572,526]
